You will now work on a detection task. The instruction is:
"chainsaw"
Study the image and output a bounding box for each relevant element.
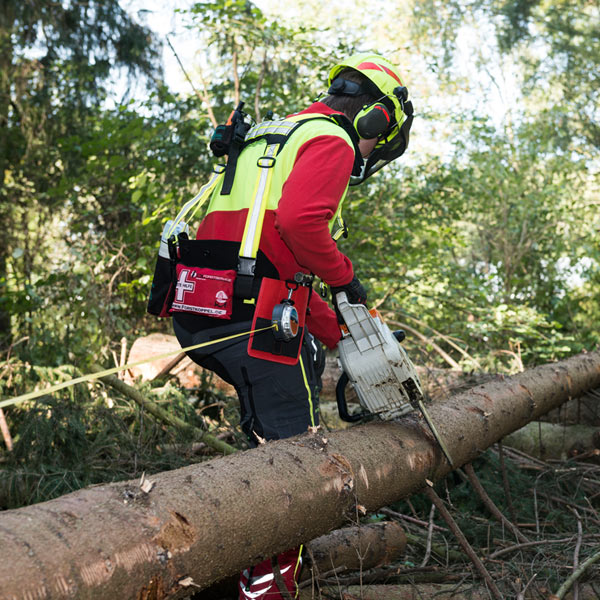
[335,291,454,467]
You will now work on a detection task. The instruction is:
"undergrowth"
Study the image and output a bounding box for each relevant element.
[0,359,242,509]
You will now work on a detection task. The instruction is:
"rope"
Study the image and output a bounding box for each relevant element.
[0,325,274,410]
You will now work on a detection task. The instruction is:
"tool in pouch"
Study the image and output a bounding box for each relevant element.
[248,272,313,366]
[335,291,454,467]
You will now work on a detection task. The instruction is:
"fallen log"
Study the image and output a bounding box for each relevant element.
[298,583,490,600]
[503,421,600,460]
[0,351,599,600]
[199,521,407,600]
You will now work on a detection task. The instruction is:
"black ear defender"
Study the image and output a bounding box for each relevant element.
[353,102,391,139]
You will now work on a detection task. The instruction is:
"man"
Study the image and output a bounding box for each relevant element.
[171,52,413,599]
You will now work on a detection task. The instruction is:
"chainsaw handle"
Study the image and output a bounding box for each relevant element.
[336,372,369,423]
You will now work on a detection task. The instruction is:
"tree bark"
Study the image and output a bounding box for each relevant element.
[0,351,599,600]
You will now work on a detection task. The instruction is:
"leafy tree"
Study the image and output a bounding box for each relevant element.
[0,0,162,346]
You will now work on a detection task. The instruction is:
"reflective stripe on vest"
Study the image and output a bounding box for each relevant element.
[239,142,279,260]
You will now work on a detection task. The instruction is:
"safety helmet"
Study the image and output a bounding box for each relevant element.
[327,53,414,184]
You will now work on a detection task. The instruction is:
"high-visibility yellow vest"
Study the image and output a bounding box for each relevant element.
[204,112,357,257]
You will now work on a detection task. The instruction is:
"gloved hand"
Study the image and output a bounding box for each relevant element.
[331,275,368,323]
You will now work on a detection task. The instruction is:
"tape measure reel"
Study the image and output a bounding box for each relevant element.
[270,272,313,342]
[272,301,299,342]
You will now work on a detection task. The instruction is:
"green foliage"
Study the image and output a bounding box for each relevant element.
[0,359,238,509]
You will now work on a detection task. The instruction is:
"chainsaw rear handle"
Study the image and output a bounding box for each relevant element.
[336,372,369,423]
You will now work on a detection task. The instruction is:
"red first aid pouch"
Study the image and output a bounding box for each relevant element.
[170,265,236,319]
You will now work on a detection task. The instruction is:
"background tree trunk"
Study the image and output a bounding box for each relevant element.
[0,351,598,600]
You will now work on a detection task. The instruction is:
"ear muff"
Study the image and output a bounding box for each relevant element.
[353,102,391,139]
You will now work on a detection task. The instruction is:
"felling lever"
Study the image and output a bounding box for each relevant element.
[335,292,455,467]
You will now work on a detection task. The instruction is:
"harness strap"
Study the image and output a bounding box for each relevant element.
[166,166,225,239]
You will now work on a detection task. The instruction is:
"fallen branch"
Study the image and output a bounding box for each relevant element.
[423,485,504,600]
[92,363,236,456]
[553,549,600,599]
[378,507,448,533]
[462,462,529,543]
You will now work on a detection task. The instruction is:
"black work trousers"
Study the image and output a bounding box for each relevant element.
[173,317,324,446]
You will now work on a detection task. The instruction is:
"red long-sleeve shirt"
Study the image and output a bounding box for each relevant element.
[196,103,356,348]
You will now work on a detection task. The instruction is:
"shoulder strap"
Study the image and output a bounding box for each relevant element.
[220,113,363,196]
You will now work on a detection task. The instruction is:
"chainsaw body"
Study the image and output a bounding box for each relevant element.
[335,292,424,421]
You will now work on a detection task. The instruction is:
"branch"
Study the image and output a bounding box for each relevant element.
[423,484,504,600]
[462,463,529,544]
[420,502,436,567]
[553,549,600,600]
[388,320,462,370]
[400,313,482,369]
[271,556,294,600]
[91,364,236,455]
[232,47,240,106]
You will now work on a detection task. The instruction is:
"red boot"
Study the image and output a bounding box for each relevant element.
[239,547,302,599]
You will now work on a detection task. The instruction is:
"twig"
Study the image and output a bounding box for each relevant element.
[497,441,518,524]
[501,445,550,468]
[463,463,529,543]
[572,509,583,600]
[423,484,504,600]
[379,507,449,532]
[165,35,217,128]
[271,556,294,600]
[232,47,240,106]
[533,486,540,538]
[420,502,436,567]
[91,364,236,455]
[516,573,537,600]
[298,566,346,589]
[488,536,579,560]
[554,549,600,599]
[0,407,13,451]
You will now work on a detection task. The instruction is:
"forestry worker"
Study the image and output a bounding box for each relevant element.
[170,53,413,599]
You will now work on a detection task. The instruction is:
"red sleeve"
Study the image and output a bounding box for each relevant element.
[306,290,342,349]
[274,134,355,287]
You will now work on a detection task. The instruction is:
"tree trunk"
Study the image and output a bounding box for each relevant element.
[198,521,407,600]
[0,351,599,600]
[503,421,600,460]
[298,584,490,600]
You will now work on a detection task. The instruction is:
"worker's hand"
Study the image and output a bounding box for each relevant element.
[331,275,368,323]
